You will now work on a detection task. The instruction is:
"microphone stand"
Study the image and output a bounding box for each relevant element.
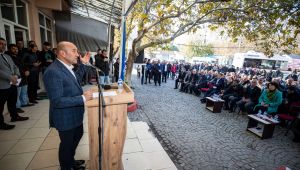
[86,64,105,170]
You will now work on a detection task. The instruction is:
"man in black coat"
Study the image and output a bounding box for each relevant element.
[22,44,41,103]
[237,79,261,114]
[95,49,110,84]
[167,62,172,78]
[152,60,162,86]
[174,68,186,89]
[113,58,119,82]
[39,42,55,73]
[141,58,147,85]
[187,69,200,95]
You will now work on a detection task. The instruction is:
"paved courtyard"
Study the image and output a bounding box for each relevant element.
[128,75,300,170]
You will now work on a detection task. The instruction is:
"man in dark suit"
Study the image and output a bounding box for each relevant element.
[153,60,162,86]
[113,58,119,82]
[141,58,147,85]
[43,41,93,170]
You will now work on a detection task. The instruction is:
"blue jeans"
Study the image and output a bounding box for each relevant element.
[17,85,29,108]
[99,76,110,85]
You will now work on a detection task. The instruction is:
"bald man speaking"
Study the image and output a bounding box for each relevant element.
[43,42,93,170]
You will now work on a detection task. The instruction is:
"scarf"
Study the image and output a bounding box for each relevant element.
[267,89,276,101]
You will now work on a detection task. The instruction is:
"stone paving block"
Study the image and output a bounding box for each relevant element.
[123,138,143,154]
[139,138,165,153]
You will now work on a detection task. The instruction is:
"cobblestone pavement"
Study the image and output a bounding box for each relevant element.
[128,76,300,170]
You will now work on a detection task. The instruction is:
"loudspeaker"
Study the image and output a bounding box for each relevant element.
[135,49,144,63]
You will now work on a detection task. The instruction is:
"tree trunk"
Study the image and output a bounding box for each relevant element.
[125,50,135,86]
[124,34,142,86]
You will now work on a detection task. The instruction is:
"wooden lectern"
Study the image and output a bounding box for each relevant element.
[86,83,134,170]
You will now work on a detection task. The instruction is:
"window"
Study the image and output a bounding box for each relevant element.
[0,0,28,44]
[39,12,53,45]
[1,0,15,22]
[1,0,27,26]
[16,0,27,26]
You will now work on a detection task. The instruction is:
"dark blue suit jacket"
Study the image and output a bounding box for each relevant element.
[43,60,85,131]
[215,78,225,90]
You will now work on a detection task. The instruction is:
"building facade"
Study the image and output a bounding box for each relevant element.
[0,0,69,48]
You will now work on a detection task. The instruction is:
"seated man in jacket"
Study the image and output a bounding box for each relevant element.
[285,85,300,115]
[220,78,235,108]
[254,82,282,116]
[180,70,191,92]
[200,73,225,103]
[174,68,186,89]
[186,69,199,95]
[237,79,261,114]
[222,79,243,112]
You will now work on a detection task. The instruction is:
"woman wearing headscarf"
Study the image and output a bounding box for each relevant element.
[254,82,282,116]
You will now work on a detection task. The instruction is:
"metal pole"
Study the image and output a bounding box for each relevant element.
[107,0,116,59]
[83,0,90,17]
[119,0,127,81]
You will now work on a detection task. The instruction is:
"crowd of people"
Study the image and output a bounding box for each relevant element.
[171,62,300,142]
[0,37,114,130]
[138,58,300,142]
[139,58,176,86]
[0,38,58,130]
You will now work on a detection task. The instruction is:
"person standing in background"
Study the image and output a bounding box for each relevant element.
[137,65,141,78]
[39,42,55,73]
[0,38,29,130]
[95,49,110,84]
[23,44,41,103]
[114,58,120,82]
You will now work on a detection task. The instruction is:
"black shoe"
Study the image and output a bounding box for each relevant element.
[21,103,34,107]
[0,123,15,130]
[11,116,29,122]
[223,107,229,110]
[30,100,38,104]
[88,82,93,85]
[293,138,300,143]
[17,108,25,113]
[174,87,178,89]
[35,97,43,100]
[74,160,85,166]
[72,165,86,170]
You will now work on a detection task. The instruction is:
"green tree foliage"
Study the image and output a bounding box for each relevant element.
[217,0,300,56]
[157,44,179,51]
[185,42,214,58]
[124,0,300,82]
